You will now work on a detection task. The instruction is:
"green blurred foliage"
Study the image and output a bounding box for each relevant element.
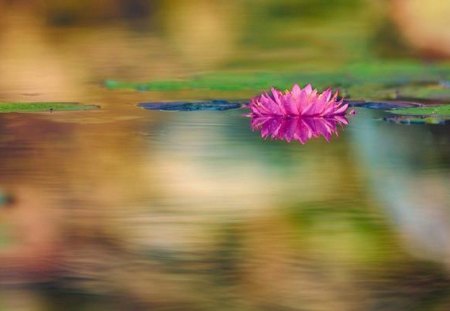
[105,61,450,101]
[0,102,99,113]
[0,224,12,249]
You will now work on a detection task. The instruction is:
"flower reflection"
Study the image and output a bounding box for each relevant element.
[251,115,348,144]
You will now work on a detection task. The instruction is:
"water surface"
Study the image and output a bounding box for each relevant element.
[1,98,449,311]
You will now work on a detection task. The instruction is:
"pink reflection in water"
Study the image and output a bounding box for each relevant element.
[251,115,349,144]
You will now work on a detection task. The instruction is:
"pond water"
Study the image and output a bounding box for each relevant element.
[1,94,449,311]
[1,2,450,311]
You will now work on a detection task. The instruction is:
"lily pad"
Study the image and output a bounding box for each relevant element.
[0,102,99,113]
[381,104,450,125]
[138,100,243,111]
[348,100,423,110]
[389,104,450,116]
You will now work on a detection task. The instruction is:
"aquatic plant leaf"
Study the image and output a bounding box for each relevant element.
[251,115,348,144]
[380,104,450,125]
[0,102,99,113]
[348,100,423,110]
[388,104,450,116]
[138,100,243,111]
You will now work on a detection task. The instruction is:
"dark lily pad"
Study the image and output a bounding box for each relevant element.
[381,104,450,125]
[138,100,243,112]
[348,100,423,110]
[0,102,99,113]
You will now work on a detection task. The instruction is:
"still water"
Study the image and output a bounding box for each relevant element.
[1,98,449,311]
[1,2,450,311]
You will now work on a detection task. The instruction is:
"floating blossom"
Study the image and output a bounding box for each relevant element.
[251,115,348,144]
[248,84,348,117]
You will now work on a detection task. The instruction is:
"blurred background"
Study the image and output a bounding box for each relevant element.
[0,1,449,311]
[0,0,449,99]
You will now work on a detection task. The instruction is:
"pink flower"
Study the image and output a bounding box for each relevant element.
[248,84,348,117]
[251,115,348,144]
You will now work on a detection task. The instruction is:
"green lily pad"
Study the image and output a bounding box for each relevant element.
[0,102,99,113]
[382,104,450,125]
[389,104,450,116]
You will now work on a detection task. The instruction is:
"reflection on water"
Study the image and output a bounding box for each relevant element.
[0,1,449,311]
[251,115,348,144]
[0,108,449,310]
[352,110,450,264]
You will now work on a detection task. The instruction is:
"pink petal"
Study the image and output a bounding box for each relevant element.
[304,84,313,95]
